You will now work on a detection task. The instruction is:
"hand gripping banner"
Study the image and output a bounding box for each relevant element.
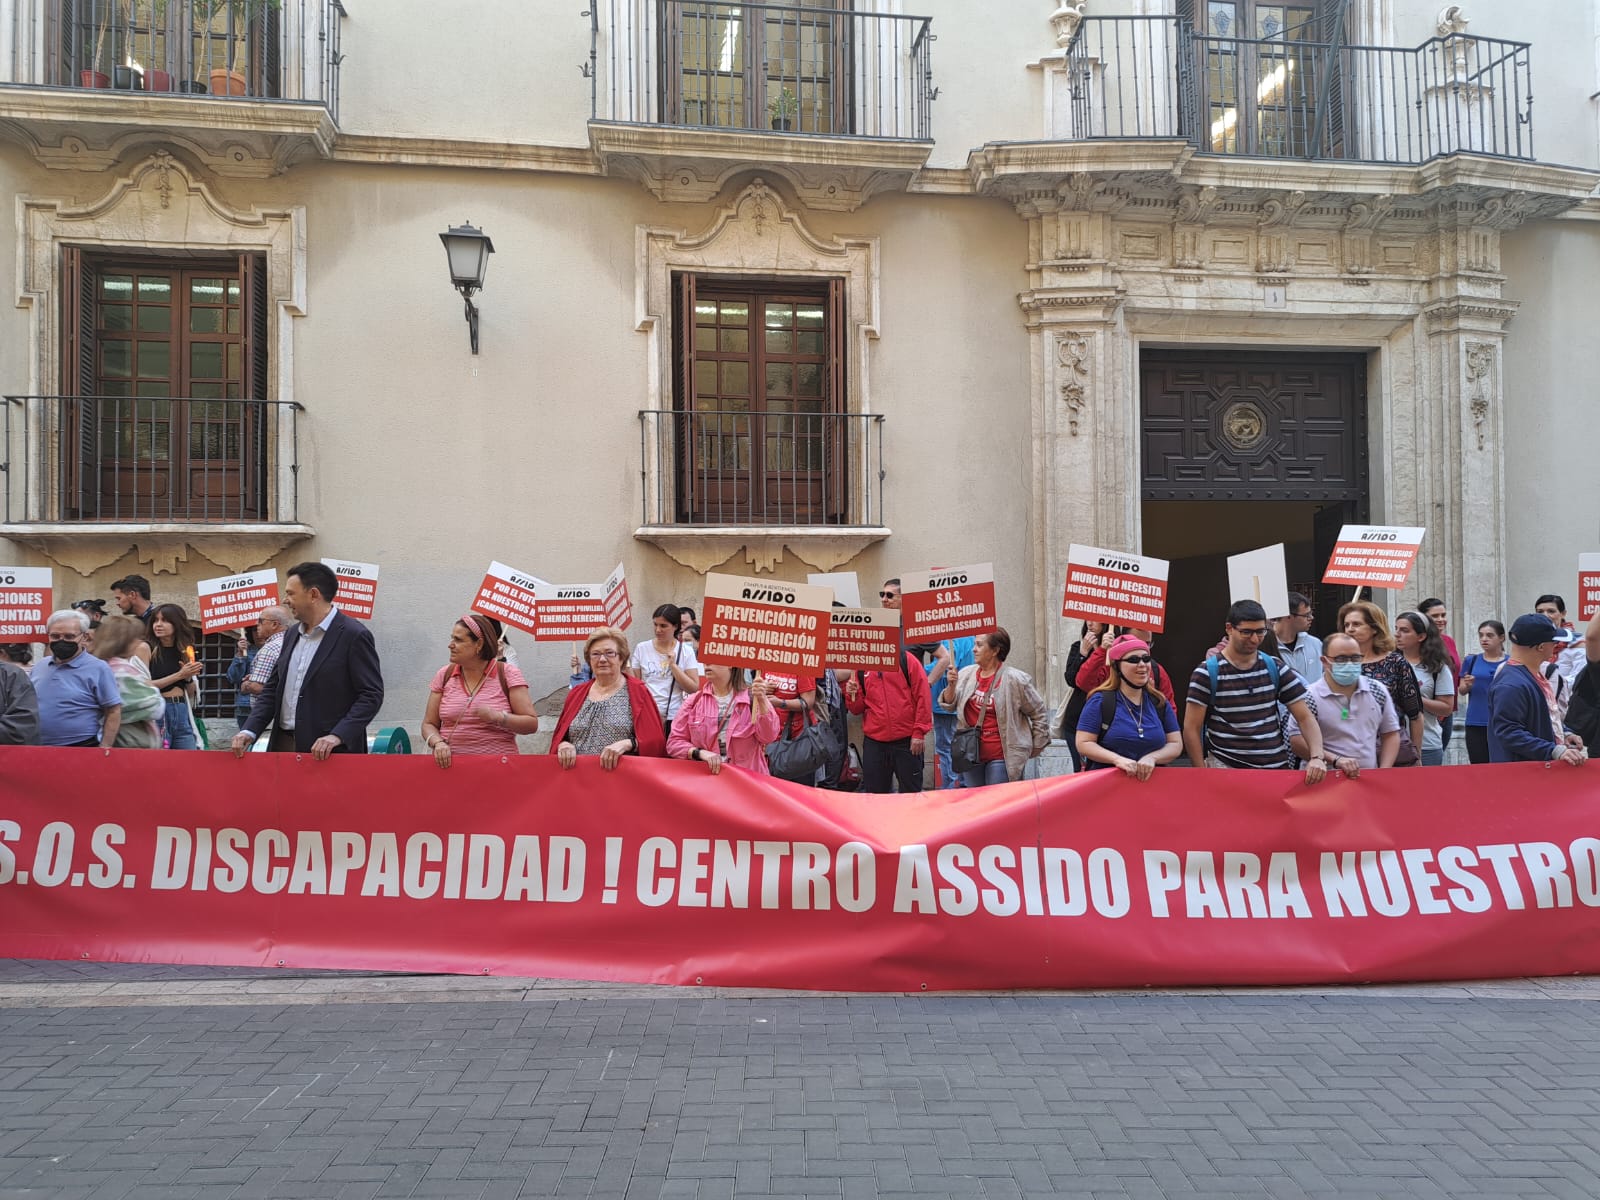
[2,749,1598,992]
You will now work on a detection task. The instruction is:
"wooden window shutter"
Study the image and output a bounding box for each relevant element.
[1318,0,1348,158]
[60,246,99,519]
[239,251,269,519]
[672,272,697,522]
[825,276,848,522]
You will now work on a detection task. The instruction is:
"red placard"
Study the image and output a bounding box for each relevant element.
[1579,554,1600,622]
[321,558,379,620]
[602,563,632,630]
[0,566,52,642]
[1061,544,1169,632]
[899,563,998,642]
[471,561,541,637]
[1322,525,1426,590]
[196,570,280,634]
[824,607,903,670]
[3,749,1599,993]
[533,581,608,641]
[699,573,832,674]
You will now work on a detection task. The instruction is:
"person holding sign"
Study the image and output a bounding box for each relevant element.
[627,604,701,738]
[940,628,1051,787]
[230,562,385,760]
[421,615,539,767]
[1074,636,1181,780]
[667,667,779,774]
[843,640,934,794]
[551,627,666,770]
[149,605,204,750]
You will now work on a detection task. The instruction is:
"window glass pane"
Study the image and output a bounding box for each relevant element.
[136,305,171,332]
[795,305,824,329]
[191,278,225,303]
[137,342,170,380]
[1208,2,1237,36]
[695,325,717,351]
[765,329,793,354]
[720,362,749,396]
[719,328,749,353]
[797,330,824,356]
[694,360,718,401]
[191,307,224,333]
[226,279,241,302]
[720,301,748,324]
[100,275,133,300]
[191,382,223,399]
[100,381,130,398]
[766,363,793,397]
[764,303,794,328]
[227,344,241,380]
[797,363,823,398]
[102,305,132,331]
[190,342,223,378]
[695,300,719,326]
[102,340,131,378]
[226,309,241,334]
[137,276,171,302]
[137,381,170,398]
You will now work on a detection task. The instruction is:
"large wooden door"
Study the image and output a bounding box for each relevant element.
[1140,349,1367,505]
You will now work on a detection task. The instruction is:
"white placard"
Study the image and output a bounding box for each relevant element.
[808,572,861,609]
[1227,544,1290,621]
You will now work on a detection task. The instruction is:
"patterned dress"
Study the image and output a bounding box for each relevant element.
[566,688,636,755]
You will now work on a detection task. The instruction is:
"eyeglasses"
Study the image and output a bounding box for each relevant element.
[1232,626,1268,638]
[1326,654,1362,664]
[588,649,620,660]
[879,591,898,600]
[1120,654,1153,665]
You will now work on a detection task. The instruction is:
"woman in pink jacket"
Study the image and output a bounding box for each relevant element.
[667,665,781,774]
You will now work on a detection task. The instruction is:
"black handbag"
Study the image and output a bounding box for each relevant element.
[951,726,982,775]
[766,712,837,779]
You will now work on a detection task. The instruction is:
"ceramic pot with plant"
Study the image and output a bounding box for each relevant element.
[195,0,280,96]
[79,7,111,88]
[768,86,799,132]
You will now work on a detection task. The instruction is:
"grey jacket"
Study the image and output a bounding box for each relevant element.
[946,664,1051,782]
[0,661,41,746]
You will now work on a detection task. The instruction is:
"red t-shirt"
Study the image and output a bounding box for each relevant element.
[763,672,817,738]
[963,670,1005,763]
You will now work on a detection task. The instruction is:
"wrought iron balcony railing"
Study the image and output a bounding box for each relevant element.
[640,409,884,528]
[590,1,934,141]
[2,395,301,525]
[7,0,345,119]
[1064,15,1534,164]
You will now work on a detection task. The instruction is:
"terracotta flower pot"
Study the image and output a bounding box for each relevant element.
[79,70,111,89]
[209,68,247,97]
[145,69,173,93]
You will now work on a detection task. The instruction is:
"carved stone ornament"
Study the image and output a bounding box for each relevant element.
[1050,1,1088,48]
[1057,333,1090,436]
[1436,5,1470,37]
[1464,341,1495,451]
[1220,400,1268,451]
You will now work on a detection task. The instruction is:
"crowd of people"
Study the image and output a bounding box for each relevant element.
[1,565,1595,789]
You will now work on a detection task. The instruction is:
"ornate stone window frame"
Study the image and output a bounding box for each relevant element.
[634,176,887,574]
[9,152,312,577]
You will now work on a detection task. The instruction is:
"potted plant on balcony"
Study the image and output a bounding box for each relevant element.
[194,0,280,97]
[768,86,799,132]
[80,9,111,88]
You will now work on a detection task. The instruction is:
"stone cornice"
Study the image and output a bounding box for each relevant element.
[331,134,601,176]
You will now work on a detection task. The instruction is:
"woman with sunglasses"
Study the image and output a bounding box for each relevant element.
[1074,636,1181,780]
[551,626,666,770]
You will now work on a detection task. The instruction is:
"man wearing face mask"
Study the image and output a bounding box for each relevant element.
[30,610,120,748]
[1287,632,1400,776]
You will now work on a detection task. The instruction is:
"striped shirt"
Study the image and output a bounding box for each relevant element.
[1187,655,1308,769]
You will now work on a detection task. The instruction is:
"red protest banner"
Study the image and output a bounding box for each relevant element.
[1321,525,1426,590]
[471,561,542,637]
[900,563,997,642]
[0,566,52,642]
[1061,544,1169,632]
[1580,554,1600,622]
[699,573,832,674]
[824,607,903,671]
[534,581,609,642]
[321,558,380,620]
[196,570,279,634]
[3,748,1599,993]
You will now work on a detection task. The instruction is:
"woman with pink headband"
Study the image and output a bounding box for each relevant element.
[421,614,539,767]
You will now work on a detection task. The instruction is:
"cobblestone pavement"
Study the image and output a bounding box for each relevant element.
[2,962,1599,1199]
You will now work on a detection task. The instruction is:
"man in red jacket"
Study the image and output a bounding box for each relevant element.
[844,644,934,793]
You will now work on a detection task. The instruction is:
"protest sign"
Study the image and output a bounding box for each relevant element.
[196,570,279,634]
[899,563,998,642]
[699,573,832,674]
[534,580,610,642]
[321,558,380,620]
[603,563,632,630]
[1321,525,1427,591]
[1061,545,1170,632]
[0,566,52,642]
[808,572,862,609]
[1227,545,1290,620]
[471,562,543,637]
[824,607,903,671]
[1580,554,1600,622]
[7,750,1600,994]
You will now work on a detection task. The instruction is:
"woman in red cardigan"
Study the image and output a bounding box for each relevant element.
[551,627,666,769]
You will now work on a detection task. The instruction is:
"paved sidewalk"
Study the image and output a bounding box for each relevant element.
[2,963,1599,1199]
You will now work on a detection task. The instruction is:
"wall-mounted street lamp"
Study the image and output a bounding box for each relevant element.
[439,221,495,354]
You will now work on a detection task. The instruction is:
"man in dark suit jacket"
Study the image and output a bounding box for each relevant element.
[230,561,384,760]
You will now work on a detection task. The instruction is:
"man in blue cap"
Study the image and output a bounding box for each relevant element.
[1487,613,1588,765]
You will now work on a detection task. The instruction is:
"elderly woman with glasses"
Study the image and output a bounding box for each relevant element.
[551,626,666,770]
[1074,635,1182,781]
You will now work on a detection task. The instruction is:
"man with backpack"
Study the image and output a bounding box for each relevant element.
[844,642,933,794]
[1182,600,1327,781]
